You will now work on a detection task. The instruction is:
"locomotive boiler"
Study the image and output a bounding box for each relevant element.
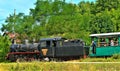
[10,39,39,52]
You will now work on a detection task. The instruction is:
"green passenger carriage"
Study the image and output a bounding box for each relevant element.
[89,32,120,57]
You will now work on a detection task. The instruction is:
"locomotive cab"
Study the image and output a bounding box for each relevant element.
[38,37,64,58]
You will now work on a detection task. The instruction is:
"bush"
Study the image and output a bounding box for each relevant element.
[112,54,120,59]
[0,36,11,62]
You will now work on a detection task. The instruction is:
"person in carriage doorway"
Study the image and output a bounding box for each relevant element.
[91,40,96,54]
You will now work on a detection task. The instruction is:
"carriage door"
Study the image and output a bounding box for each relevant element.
[52,40,57,57]
[46,41,51,48]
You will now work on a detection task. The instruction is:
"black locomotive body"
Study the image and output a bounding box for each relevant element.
[38,37,88,61]
[7,37,89,61]
[10,43,38,52]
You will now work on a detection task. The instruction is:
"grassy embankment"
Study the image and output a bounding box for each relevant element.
[0,61,120,71]
[1,58,120,71]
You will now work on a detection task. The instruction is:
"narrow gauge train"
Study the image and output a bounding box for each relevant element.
[6,37,89,62]
[7,32,120,62]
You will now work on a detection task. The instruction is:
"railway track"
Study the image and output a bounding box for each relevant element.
[53,62,120,64]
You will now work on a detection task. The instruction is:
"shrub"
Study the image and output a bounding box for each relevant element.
[112,54,120,59]
[0,36,11,62]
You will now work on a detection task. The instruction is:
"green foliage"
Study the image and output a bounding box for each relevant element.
[0,36,11,62]
[112,54,120,59]
[89,10,114,33]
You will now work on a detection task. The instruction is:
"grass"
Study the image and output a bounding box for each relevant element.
[66,57,120,62]
[0,61,120,71]
[79,57,120,62]
[1,58,120,71]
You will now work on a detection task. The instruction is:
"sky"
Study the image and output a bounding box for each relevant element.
[0,0,95,29]
[0,0,36,24]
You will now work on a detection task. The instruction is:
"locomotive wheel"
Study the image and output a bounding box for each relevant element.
[43,57,50,62]
[16,58,22,62]
[8,54,16,62]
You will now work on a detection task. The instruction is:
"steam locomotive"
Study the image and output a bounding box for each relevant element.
[6,37,89,62]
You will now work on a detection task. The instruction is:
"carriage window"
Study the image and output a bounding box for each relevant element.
[114,38,118,46]
[40,41,51,47]
[40,41,46,47]
[90,33,120,47]
[98,37,118,47]
[58,41,63,47]
[52,41,57,47]
[99,38,106,47]
[46,41,51,47]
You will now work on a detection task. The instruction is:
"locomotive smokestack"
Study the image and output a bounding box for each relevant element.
[12,38,16,44]
[25,39,29,45]
[33,38,35,43]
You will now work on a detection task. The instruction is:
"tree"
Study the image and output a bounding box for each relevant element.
[89,10,114,33]
[2,0,120,45]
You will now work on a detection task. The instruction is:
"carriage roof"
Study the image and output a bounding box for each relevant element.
[90,32,120,37]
